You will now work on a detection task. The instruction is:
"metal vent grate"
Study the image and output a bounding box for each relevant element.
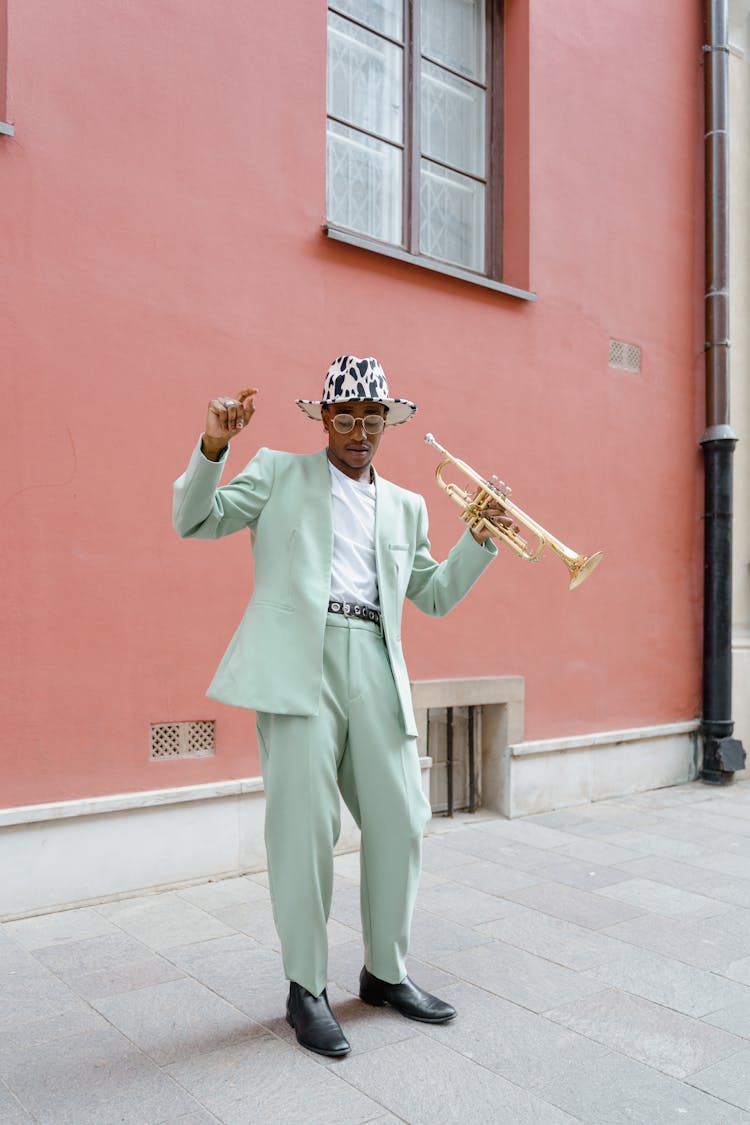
[150,720,216,759]
[608,339,642,372]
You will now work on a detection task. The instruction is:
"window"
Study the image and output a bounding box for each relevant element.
[326,0,502,280]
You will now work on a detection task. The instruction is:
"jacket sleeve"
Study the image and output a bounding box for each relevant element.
[406,496,498,617]
[172,441,274,539]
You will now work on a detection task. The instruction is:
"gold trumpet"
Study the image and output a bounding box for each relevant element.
[424,434,603,590]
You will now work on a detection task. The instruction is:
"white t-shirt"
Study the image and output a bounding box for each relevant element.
[328,460,380,610]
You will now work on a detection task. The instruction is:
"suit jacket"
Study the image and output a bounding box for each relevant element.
[173,442,497,737]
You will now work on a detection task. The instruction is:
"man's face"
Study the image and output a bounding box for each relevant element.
[322,401,387,480]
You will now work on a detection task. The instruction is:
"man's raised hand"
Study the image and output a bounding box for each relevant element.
[201,388,258,460]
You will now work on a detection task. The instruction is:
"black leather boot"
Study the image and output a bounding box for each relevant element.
[286,981,350,1057]
[359,966,456,1023]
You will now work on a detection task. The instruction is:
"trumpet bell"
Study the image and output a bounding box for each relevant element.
[567,551,604,590]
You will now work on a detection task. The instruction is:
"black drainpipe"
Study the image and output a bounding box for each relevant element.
[699,0,746,783]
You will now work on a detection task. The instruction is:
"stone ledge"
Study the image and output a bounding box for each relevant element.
[0,778,264,828]
[411,675,524,710]
[510,720,700,758]
[0,757,433,829]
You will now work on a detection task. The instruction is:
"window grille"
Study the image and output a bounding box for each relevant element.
[427,705,481,815]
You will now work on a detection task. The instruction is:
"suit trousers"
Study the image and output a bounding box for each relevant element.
[256,613,433,998]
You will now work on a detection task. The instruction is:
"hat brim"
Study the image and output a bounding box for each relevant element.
[295,398,417,426]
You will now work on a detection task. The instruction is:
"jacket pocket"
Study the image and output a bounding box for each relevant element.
[254,527,298,611]
[386,542,413,603]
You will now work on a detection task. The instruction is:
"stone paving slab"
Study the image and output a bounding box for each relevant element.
[533,1040,750,1125]
[673,848,750,879]
[427,937,610,1012]
[602,829,710,860]
[603,908,750,971]
[339,1035,583,1124]
[29,932,185,1002]
[2,778,750,1123]
[704,999,750,1039]
[0,1079,32,1123]
[407,906,496,959]
[475,902,650,971]
[548,837,644,865]
[329,882,364,929]
[516,855,636,890]
[164,1035,384,1125]
[688,1047,750,1112]
[728,957,750,986]
[412,875,519,924]
[95,891,236,950]
[1,1024,201,1124]
[614,853,725,888]
[0,954,92,1034]
[90,976,267,1066]
[546,986,748,1078]
[594,875,734,918]
[500,877,649,929]
[582,942,750,1017]
[3,906,119,950]
[689,873,750,908]
[440,855,547,895]
[163,941,288,1027]
[415,978,610,1091]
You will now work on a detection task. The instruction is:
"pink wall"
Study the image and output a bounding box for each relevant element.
[0,0,704,807]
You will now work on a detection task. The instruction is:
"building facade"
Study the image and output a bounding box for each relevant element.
[1,1,712,915]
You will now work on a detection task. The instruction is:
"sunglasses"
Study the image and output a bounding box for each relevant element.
[330,413,386,436]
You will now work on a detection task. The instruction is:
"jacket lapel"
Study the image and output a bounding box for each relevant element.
[374,468,397,624]
[312,449,334,576]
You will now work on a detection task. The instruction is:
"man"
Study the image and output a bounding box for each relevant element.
[173,355,508,1058]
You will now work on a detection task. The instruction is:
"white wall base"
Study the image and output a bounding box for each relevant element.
[0,706,705,918]
[0,761,432,921]
[504,721,700,818]
[732,632,750,781]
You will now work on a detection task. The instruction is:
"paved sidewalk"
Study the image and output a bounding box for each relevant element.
[3,780,750,1123]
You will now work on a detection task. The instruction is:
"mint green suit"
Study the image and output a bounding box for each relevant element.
[174,441,496,994]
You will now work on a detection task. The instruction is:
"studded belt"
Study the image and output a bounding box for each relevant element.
[327,599,381,627]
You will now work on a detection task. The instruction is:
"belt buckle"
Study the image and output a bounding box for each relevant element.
[342,600,351,618]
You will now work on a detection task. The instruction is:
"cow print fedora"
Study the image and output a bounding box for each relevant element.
[296,355,417,426]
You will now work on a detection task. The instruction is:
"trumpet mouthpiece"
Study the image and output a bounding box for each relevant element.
[424,433,449,456]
